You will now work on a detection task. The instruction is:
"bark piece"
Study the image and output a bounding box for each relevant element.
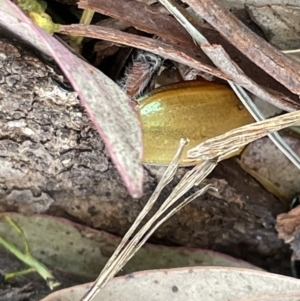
[183,0,300,95]
[200,44,299,111]
[79,0,194,46]
[246,4,300,50]
[59,24,227,80]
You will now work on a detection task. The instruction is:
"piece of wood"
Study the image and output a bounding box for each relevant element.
[184,0,300,95]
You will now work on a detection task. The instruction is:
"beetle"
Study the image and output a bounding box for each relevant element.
[137,80,254,165]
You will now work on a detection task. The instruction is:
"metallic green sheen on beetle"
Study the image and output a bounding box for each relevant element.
[137,81,254,166]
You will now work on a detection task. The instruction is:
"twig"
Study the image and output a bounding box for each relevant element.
[79,0,194,46]
[59,23,300,112]
[187,110,300,161]
[59,24,227,79]
[229,82,300,169]
[200,44,299,112]
[182,0,300,96]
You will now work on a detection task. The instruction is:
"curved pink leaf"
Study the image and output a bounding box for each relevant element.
[0,0,144,197]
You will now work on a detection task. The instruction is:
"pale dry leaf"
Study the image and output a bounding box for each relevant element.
[246,4,300,50]
[41,268,300,301]
[0,213,261,279]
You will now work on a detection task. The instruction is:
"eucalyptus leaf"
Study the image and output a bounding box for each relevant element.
[0,0,144,197]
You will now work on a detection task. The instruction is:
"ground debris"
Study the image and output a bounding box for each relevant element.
[0,283,33,301]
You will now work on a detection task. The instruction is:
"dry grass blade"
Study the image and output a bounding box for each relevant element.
[131,182,214,254]
[229,82,300,169]
[187,111,300,162]
[99,138,187,270]
[81,139,189,300]
[80,139,217,301]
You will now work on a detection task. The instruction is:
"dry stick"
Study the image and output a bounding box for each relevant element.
[158,0,300,169]
[59,24,299,112]
[79,0,194,46]
[183,0,300,96]
[187,110,300,161]
[59,24,227,80]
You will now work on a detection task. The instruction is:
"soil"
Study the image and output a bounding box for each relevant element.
[0,250,91,301]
